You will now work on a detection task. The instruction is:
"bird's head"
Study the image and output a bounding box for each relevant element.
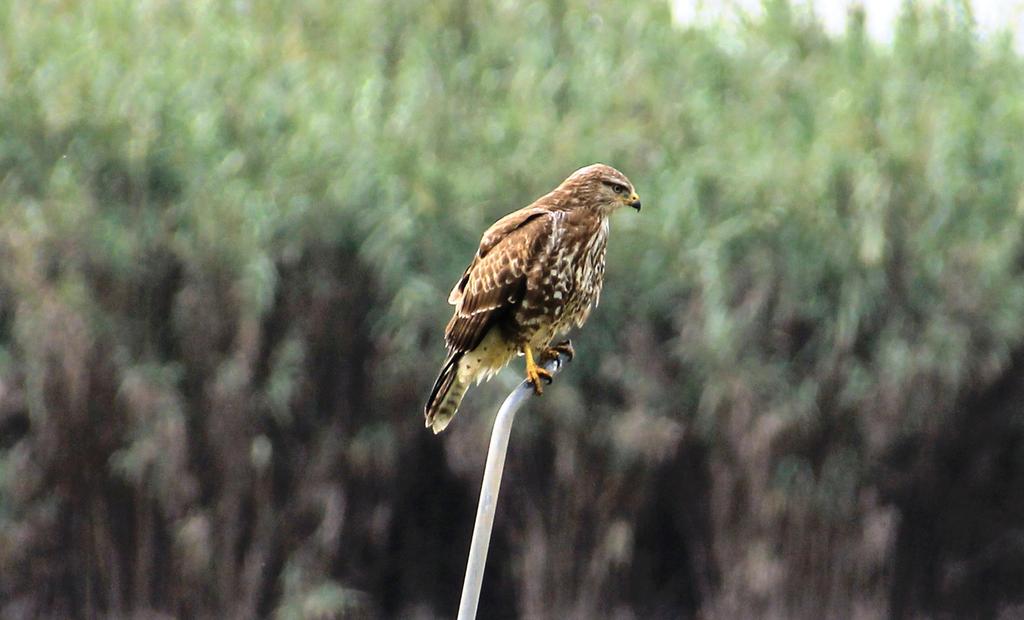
[563,163,641,214]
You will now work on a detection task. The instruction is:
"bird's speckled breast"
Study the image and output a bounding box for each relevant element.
[511,210,609,349]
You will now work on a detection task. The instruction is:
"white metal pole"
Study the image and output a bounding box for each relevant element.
[457,353,568,620]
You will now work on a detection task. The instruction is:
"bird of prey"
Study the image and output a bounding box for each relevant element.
[424,163,641,433]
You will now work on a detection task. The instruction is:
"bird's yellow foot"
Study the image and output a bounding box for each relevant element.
[524,348,553,395]
[541,339,574,363]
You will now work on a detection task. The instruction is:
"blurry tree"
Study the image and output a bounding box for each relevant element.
[1,0,1023,617]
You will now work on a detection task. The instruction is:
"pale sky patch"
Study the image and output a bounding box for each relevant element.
[670,0,1024,51]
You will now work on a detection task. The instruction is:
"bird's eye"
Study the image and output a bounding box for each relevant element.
[612,184,626,194]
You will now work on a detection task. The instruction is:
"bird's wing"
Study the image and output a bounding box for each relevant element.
[444,207,554,352]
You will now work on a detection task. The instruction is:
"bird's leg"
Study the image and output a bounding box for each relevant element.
[540,339,574,363]
[524,347,553,395]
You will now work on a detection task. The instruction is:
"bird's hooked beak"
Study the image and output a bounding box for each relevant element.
[628,192,641,211]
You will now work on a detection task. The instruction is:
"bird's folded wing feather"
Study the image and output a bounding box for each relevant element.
[445,208,553,352]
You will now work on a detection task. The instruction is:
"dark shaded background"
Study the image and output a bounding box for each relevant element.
[2,0,1024,617]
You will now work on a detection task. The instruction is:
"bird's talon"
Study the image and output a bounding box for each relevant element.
[524,348,554,395]
[541,339,575,363]
[527,366,553,394]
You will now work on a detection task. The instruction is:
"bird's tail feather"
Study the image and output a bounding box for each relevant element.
[424,351,468,434]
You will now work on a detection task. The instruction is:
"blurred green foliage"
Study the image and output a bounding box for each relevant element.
[2,0,1024,617]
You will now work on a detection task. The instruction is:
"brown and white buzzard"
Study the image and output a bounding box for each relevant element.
[424,163,641,433]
